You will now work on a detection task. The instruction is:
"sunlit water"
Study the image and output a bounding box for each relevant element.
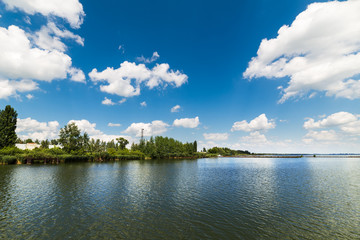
[1,158,360,239]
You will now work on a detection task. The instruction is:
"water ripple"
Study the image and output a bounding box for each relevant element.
[0,158,360,239]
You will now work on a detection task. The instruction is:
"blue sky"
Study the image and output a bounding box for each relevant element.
[1,0,360,153]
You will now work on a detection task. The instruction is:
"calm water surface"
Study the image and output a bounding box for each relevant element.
[1,157,360,239]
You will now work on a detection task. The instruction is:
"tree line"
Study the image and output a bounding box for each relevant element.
[0,105,250,164]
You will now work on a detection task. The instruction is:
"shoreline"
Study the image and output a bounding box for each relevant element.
[2,154,360,165]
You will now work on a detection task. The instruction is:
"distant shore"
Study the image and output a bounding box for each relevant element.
[225,154,360,158]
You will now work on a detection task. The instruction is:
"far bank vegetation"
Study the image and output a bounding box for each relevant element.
[0,105,250,164]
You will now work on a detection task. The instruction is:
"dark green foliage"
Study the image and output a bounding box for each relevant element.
[0,105,18,149]
[0,155,17,164]
[116,137,129,150]
[0,110,251,164]
[59,122,88,153]
[41,140,50,149]
[132,136,198,159]
[0,146,23,156]
[207,147,250,156]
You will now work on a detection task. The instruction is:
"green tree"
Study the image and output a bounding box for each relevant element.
[40,139,50,149]
[116,137,129,150]
[59,122,84,153]
[0,105,18,149]
[81,132,90,151]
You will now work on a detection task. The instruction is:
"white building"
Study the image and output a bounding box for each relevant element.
[15,143,63,150]
[16,143,40,150]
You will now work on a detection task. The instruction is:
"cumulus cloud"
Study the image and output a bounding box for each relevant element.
[0,0,86,99]
[136,52,160,63]
[68,119,133,142]
[0,79,38,99]
[203,133,229,141]
[303,130,338,143]
[304,112,358,130]
[241,131,268,144]
[0,24,85,99]
[17,117,132,143]
[102,97,116,105]
[231,114,275,132]
[171,105,181,113]
[68,68,85,83]
[88,61,188,97]
[244,0,360,102]
[173,116,200,128]
[0,25,72,81]
[303,111,360,138]
[33,22,84,52]
[17,118,60,140]
[2,0,85,28]
[108,123,121,127]
[68,119,102,135]
[124,120,169,137]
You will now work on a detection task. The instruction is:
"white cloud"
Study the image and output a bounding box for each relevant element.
[0,2,85,99]
[17,118,60,140]
[0,25,73,82]
[171,105,181,113]
[0,79,38,99]
[68,119,133,143]
[203,133,229,141]
[101,97,116,105]
[303,130,338,143]
[68,67,85,83]
[124,120,169,137]
[33,22,84,52]
[140,101,147,107]
[303,111,360,137]
[304,112,358,130]
[136,51,160,63]
[3,0,85,28]
[68,119,102,136]
[241,131,268,144]
[102,97,127,106]
[231,114,275,132]
[0,24,85,99]
[244,0,360,102]
[173,116,200,128]
[88,61,188,97]
[108,123,121,127]
[17,117,133,143]
[26,94,34,99]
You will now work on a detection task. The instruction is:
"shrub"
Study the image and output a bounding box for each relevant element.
[1,155,17,164]
[0,146,23,156]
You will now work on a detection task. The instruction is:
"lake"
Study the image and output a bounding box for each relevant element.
[1,157,360,239]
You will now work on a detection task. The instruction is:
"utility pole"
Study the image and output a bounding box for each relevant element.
[141,128,144,143]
